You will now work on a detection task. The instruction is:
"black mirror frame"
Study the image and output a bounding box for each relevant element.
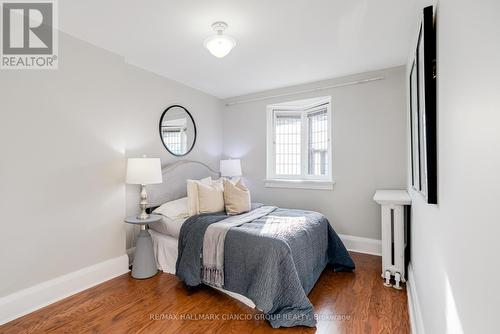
[159,105,197,157]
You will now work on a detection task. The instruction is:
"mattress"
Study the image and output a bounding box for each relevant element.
[148,229,255,308]
[148,215,186,238]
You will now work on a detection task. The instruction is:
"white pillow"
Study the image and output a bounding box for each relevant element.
[153,197,189,219]
[211,177,224,191]
[187,177,213,216]
[148,216,186,238]
[197,182,225,213]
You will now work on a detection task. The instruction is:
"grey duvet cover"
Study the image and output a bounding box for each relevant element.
[176,205,355,328]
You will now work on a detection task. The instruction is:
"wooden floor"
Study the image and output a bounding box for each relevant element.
[0,253,409,334]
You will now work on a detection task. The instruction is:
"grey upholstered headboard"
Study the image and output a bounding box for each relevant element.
[146,160,220,209]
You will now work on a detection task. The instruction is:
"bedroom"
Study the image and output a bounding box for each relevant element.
[0,0,499,333]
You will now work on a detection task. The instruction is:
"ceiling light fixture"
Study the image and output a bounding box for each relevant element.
[204,21,236,58]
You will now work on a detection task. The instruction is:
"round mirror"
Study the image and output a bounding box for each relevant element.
[159,105,197,156]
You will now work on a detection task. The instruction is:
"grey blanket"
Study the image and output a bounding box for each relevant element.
[176,205,355,328]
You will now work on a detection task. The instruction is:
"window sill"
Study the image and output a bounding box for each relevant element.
[264,179,335,190]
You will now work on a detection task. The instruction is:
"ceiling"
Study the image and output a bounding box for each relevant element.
[60,0,424,99]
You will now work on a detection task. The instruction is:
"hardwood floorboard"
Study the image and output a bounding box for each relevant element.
[0,253,409,334]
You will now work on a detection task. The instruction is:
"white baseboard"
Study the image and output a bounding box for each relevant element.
[407,263,425,334]
[339,234,381,256]
[0,254,129,325]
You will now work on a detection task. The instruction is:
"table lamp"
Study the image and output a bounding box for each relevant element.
[126,157,162,219]
[220,159,242,180]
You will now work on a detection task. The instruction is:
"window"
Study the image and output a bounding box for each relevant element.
[266,96,333,189]
[160,118,188,155]
[162,128,187,155]
[275,114,302,175]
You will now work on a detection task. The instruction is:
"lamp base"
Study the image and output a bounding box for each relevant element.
[137,184,150,220]
[137,212,150,220]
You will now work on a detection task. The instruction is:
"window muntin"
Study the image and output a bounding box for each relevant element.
[275,114,301,176]
[307,108,328,176]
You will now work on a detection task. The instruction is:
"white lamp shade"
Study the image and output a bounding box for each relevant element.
[126,158,163,185]
[220,159,242,177]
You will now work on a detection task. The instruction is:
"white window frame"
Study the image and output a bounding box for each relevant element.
[265,96,334,190]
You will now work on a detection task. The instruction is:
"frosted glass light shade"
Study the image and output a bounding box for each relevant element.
[126,158,163,185]
[220,159,242,177]
[204,35,236,58]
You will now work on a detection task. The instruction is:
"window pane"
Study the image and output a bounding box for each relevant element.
[275,115,301,175]
[307,110,328,175]
[162,129,186,154]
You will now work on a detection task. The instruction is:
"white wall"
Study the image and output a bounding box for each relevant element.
[0,31,222,297]
[409,1,500,333]
[121,55,223,251]
[222,66,407,240]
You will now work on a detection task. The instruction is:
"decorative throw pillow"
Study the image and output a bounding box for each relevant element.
[197,182,225,213]
[223,178,251,215]
[210,177,224,191]
[187,177,212,216]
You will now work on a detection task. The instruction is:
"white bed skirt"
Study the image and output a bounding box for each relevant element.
[149,229,256,308]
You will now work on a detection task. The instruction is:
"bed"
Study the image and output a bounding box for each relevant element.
[145,160,355,328]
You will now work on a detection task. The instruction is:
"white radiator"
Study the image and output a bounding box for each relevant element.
[374,190,411,290]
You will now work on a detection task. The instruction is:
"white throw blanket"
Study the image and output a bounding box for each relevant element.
[202,206,277,287]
